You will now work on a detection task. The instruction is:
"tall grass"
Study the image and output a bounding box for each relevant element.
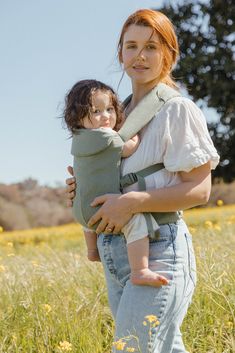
[0,206,234,352]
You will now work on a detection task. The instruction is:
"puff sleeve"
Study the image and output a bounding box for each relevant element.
[162,98,220,172]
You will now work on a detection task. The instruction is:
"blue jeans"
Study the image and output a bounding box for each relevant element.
[97,220,196,353]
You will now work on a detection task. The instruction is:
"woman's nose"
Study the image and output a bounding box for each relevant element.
[137,48,146,60]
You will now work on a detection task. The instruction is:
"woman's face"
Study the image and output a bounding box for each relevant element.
[121,24,163,87]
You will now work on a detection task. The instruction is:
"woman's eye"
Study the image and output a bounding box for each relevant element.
[127,45,136,49]
[146,45,156,50]
[93,109,100,114]
[107,107,114,112]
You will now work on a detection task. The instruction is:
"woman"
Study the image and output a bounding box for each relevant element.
[66,9,219,352]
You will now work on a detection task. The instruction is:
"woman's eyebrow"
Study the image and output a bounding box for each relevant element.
[146,40,159,44]
[124,40,136,44]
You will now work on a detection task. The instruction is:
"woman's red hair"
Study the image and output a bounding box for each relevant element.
[117,9,179,88]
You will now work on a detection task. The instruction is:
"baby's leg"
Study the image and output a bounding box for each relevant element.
[127,237,169,287]
[83,230,100,262]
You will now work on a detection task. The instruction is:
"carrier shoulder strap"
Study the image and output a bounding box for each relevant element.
[118,82,181,142]
[119,84,182,235]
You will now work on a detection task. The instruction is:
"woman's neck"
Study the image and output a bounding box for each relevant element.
[128,79,161,112]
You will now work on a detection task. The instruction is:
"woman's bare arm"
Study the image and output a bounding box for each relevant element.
[131,161,211,213]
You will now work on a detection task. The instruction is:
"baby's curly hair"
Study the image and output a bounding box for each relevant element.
[63,79,123,134]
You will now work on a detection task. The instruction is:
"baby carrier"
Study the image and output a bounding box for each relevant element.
[71,83,182,237]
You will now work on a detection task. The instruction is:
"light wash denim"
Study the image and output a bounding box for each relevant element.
[97,219,196,353]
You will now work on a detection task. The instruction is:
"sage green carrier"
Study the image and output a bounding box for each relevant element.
[72,128,124,230]
[71,83,182,234]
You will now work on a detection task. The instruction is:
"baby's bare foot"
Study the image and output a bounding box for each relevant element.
[87,249,101,262]
[131,268,169,287]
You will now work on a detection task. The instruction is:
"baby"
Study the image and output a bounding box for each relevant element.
[63,79,168,287]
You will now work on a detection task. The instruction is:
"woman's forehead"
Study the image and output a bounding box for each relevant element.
[123,24,160,43]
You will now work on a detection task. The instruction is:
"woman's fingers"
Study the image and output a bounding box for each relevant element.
[88,193,133,233]
[113,224,122,234]
[95,219,109,234]
[67,165,74,176]
[66,177,76,186]
[67,191,75,199]
[67,199,73,207]
[67,184,76,194]
[90,194,108,207]
[88,210,103,229]
[65,167,76,207]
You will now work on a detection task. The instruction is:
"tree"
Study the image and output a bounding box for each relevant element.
[157,0,235,181]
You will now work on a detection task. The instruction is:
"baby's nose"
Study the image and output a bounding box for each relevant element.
[102,111,110,119]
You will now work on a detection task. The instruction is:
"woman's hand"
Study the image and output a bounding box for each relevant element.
[66,166,76,207]
[87,193,135,234]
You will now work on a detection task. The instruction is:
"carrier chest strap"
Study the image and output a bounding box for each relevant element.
[120,163,164,191]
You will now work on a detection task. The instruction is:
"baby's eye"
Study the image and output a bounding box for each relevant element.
[93,109,100,114]
[107,107,114,112]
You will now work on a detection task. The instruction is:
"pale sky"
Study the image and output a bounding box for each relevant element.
[0,0,216,186]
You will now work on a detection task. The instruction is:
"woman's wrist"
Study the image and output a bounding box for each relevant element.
[121,191,148,214]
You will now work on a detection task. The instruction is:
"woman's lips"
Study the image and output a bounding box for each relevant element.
[133,66,149,71]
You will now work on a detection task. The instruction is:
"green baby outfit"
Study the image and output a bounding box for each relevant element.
[72,128,124,230]
[71,83,182,234]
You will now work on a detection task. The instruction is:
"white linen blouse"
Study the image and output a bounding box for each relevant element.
[121,96,220,193]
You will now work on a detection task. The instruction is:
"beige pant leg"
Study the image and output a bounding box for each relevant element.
[122,213,159,244]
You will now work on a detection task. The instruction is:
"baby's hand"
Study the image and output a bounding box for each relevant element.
[122,134,140,158]
[131,134,140,146]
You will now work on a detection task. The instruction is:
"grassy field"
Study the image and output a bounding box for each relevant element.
[0,205,234,353]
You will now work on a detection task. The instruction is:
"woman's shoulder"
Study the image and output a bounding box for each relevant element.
[163,95,200,111]
[157,95,205,124]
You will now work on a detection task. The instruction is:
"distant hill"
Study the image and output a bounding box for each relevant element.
[0,178,234,231]
[0,179,73,231]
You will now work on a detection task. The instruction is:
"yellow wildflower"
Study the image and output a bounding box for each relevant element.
[12,334,17,342]
[204,220,213,228]
[0,226,3,233]
[152,320,160,327]
[214,224,221,232]
[216,199,224,206]
[31,260,39,267]
[143,321,147,326]
[41,304,52,314]
[189,227,196,234]
[7,253,15,257]
[0,265,6,272]
[113,339,126,350]
[58,341,72,352]
[226,321,234,329]
[7,242,13,247]
[126,348,135,352]
[145,315,158,323]
[228,215,235,223]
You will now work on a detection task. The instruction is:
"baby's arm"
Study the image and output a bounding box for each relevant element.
[83,229,100,262]
[121,134,140,158]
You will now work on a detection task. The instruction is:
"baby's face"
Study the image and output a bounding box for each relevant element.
[82,90,117,129]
